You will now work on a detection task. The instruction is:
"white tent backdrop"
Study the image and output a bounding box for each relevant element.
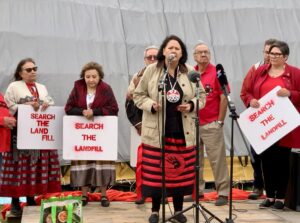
[1,0,300,161]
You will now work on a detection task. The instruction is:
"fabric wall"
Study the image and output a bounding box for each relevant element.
[1,0,300,161]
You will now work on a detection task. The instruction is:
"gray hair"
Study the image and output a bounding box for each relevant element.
[193,40,209,52]
[144,45,159,57]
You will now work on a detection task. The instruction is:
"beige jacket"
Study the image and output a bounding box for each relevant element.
[133,63,206,148]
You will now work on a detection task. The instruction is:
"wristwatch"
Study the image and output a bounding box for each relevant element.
[217,120,224,126]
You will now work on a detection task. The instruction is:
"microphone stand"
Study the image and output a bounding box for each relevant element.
[165,77,224,223]
[158,59,171,223]
[221,86,252,223]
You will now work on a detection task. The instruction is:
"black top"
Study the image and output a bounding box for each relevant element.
[165,72,184,135]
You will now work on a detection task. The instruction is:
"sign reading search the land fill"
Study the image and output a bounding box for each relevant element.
[238,86,300,154]
[17,105,64,150]
[63,116,118,160]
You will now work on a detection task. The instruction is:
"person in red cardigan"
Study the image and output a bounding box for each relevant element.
[241,40,300,210]
[65,61,119,207]
[0,93,16,170]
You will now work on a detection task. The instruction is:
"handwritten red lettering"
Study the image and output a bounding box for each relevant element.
[75,123,104,129]
[42,134,54,141]
[249,99,275,122]
[260,119,287,140]
[260,114,275,126]
[74,145,103,152]
[82,134,96,141]
[37,120,49,127]
[31,113,55,120]
[30,128,49,134]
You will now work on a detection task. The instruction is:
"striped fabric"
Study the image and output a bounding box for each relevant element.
[0,150,61,197]
[70,160,115,187]
[142,137,196,197]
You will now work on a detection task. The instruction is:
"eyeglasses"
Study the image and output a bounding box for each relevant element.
[269,52,283,57]
[145,55,157,60]
[23,66,38,73]
[194,51,210,55]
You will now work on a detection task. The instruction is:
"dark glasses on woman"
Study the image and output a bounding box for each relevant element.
[23,66,38,73]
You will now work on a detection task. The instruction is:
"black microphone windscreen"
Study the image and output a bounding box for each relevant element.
[216,64,224,72]
[188,70,200,83]
[216,64,228,86]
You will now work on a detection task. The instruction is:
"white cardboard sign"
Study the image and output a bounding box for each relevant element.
[238,86,300,154]
[63,116,118,160]
[17,105,64,150]
[130,126,141,167]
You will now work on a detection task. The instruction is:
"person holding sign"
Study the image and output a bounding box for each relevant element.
[133,35,206,223]
[0,58,61,216]
[240,38,277,200]
[241,41,300,210]
[65,61,119,207]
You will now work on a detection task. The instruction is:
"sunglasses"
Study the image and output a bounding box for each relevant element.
[23,66,38,73]
[145,55,157,60]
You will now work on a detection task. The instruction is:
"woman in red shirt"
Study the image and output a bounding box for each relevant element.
[241,40,300,210]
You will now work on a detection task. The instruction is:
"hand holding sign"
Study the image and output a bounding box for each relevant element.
[238,86,300,154]
[25,101,40,111]
[276,87,291,97]
[41,102,49,112]
[82,109,94,120]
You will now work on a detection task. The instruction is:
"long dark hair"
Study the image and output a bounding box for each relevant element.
[13,58,36,81]
[156,35,188,72]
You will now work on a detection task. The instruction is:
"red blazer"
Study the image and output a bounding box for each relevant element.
[241,63,300,148]
[0,93,11,152]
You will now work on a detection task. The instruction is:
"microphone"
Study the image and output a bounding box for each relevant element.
[188,70,200,83]
[167,54,175,62]
[216,63,236,111]
[158,54,175,91]
[216,63,230,96]
[216,64,228,87]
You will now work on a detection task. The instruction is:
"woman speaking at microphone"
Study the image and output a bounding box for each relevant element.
[241,40,300,210]
[133,35,206,223]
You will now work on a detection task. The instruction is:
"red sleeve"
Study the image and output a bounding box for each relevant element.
[0,116,4,126]
[97,85,119,116]
[65,86,78,113]
[288,66,300,107]
[240,65,256,107]
[0,95,7,126]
